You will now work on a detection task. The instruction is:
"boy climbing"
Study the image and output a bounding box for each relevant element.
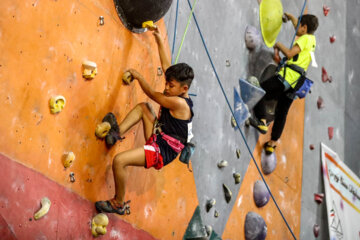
[250,13,318,155]
[95,27,195,215]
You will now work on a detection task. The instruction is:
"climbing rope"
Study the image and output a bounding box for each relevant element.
[186,0,300,239]
[171,0,180,63]
[174,0,198,64]
[289,0,308,48]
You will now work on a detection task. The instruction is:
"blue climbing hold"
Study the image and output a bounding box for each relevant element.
[239,78,265,111]
[234,87,250,128]
[244,212,267,240]
[253,180,270,207]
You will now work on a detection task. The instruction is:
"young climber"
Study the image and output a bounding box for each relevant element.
[250,13,318,155]
[95,28,194,215]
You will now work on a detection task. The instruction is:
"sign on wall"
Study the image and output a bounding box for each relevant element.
[321,143,360,240]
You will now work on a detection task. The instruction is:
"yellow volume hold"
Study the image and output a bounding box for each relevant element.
[34,197,51,220]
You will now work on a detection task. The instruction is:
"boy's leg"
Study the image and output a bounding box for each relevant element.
[112,147,146,203]
[119,102,157,140]
[95,147,146,214]
[270,93,294,142]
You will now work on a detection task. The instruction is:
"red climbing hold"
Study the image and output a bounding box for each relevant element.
[313,224,320,237]
[309,144,315,150]
[330,35,336,43]
[323,5,330,16]
[328,127,334,140]
[314,193,324,204]
[317,97,324,109]
[322,67,332,83]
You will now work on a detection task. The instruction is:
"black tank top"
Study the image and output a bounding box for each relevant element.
[158,97,194,144]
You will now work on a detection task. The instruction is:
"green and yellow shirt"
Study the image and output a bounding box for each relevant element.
[278,34,316,87]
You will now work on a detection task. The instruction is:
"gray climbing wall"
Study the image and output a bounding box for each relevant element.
[164,0,260,235]
[163,0,359,239]
[345,0,360,177]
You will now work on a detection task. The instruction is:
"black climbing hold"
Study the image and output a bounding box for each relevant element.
[113,0,173,33]
[253,180,270,208]
[244,212,267,240]
[206,199,216,212]
[222,184,232,203]
[102,112,124,148]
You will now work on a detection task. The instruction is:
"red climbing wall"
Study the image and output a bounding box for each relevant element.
[0,0,198,239]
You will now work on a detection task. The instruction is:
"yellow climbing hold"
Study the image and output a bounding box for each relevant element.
[91,213,109,237]
[122,71,133,85]
[63,152,75,168]
[49,95,66,114]
[82,60,97,80]
[95,122,111,139]
[34,197,51,220]
[259,0,283,47]
[142,21,157,30]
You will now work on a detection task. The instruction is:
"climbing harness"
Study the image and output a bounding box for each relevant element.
[185,0,298,238]
[275,0,313,99]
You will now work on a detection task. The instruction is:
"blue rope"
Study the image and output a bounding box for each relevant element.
[289,0,308,48]
[171,0,180,64]
[186,0,297,239]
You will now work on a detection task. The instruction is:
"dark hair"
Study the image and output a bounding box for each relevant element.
[300,14,319,34]
[165,63,194,88]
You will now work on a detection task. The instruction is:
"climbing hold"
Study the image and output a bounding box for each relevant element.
[226,60,231,67]
[102,112,123,148]
[222,184,232,203]
[233,173,241,184]
[282,13,289,23]
[234,88,251,127]
[82,60,97,80]
[314,193,324,204]
[206,199,216,212]
[99,16,104,26]
[236,149,241,159]
[113,0,172,32]
[205,225,212,237]
[142,21,157,30]
[317,96,324,109]
[253,180,270,207]
[95,122,111,139]
[313,224,320,237]
[122,71,133,85]
[34,197,51,220]
[214,210,219,218]
[63,152,75,168]
[239,78,265,111]
[244,212,267,240]
[328,127,334,140]
[231,116,237,128]
[284,176,289,183]
[330,35,336,43]
[91,213,109,237]
[321,67,332,83]
[217,160,228,169]
[309,144,315,150]
[261,151,277,174]
[259,0,283,47]
[69,172,75,183]
[245,26,262,51]
[157,67,162,76]
[323,5,330,16]
[49,95,66,114]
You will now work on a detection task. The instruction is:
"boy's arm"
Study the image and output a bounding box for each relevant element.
[127,69,183,110]
[275,42,301,60]
[153,29,171,72]
[284,13,298,29]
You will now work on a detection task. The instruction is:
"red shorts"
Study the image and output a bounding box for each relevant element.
[144,135,164,170]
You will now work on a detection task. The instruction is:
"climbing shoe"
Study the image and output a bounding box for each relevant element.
[264,141,276,155]
[95,199,131,215]
[102,112,124,148]
[249,117,268,134]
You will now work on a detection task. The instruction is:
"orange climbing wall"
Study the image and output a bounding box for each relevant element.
[223,100,305,239]
[0,0,197,239]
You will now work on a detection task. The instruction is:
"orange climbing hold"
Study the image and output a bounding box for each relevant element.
[328,127,334,140]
